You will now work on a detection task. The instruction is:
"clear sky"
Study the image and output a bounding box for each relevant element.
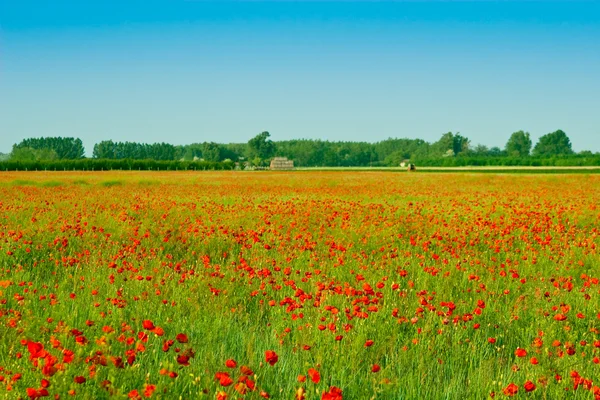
[1,1,599,155]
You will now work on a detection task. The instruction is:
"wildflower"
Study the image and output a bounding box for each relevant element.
[265,350,278,366]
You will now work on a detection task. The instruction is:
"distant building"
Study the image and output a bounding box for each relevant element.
[270,157,294,170]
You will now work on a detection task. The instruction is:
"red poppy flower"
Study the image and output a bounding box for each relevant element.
[175,333,188,343]
[26,388,39,400]
[322,386,343,400]
[502,383,518,396]
[152,326,164,336]
[240,365,254,376]
[523,380,536,392]
[26,388,49,399]
[144,384,156,397]
[265,350,278,366]
[530,357,538,365]
[177,355,190,366]
[553,314,567,321]
[27,342,45,359]
[308,368,321,384]
[514,348,527,357]
[216,372,233,387]
[142,320,155,330]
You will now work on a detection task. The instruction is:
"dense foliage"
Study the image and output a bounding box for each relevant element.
[12,137,85,160]
[505,131,533,158]
[532,130,574,157]
[0,159,234,171]
[92,141,179,161]
[5,130,600,168]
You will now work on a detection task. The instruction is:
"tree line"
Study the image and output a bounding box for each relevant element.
[11,137,85,160]
[0,159,235,172]
[2,129,599,168]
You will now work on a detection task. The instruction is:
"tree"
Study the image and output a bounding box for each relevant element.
[93,140,116,159]
[431,133,454,157]
[374,138,427,162]
[532,130,573,156]
[10,147,38,161]
[488,147,505,157]
[222,143,247,161]
[431,132,470,157]
[13,137,84,159]
[201,142,222,162]
[505,131,532,157]
[10,147,58,161]
[91,141,177,160]
[453,133,470,155]
[247,132,275,160]
[472,144,489,155]
[180,144,203,161]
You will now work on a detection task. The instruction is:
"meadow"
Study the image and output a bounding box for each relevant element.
[0,171,599,399]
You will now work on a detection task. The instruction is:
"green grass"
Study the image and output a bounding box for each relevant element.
[99,180,123,187]
[10,179,38,186]
[0,172,598,399]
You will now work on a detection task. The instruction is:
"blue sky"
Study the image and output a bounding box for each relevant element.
[1,1,599,155]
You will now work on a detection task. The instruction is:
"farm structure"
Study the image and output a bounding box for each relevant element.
[270,157,294,170]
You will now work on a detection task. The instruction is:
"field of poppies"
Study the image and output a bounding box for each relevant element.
[0,171,599,399]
